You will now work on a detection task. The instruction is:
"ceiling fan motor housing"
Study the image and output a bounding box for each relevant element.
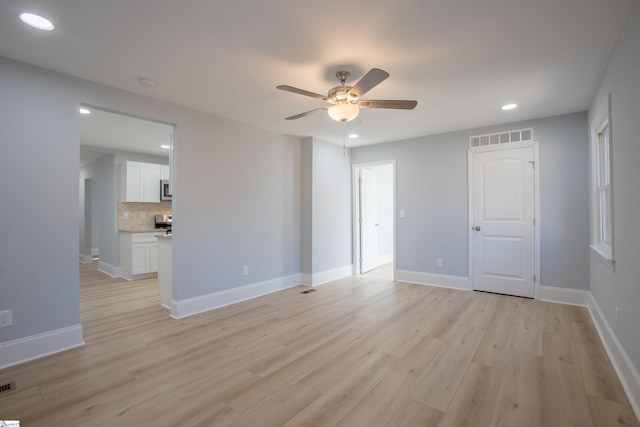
[329,85,356,104]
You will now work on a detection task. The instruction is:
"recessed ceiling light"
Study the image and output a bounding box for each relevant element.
[79,108,91,115]
[502,103,518,111]
[138,78,157,88]
[348,133,359,139]
[19,12,54,31]
[160,145,171,149]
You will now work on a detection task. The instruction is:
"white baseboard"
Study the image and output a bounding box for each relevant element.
[395,270,471,291]
[170,273,302,319]
[301,264,353,287]
[588,293,640,420]
[98,261,121,278]
[120,272,157,281]
[0,324,84,370]
[539,285,590,306]
[79,254,93,264]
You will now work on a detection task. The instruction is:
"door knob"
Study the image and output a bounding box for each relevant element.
[473,226,481,231]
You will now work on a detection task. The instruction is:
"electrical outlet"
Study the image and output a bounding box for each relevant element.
[242,266,248,276]
[123,212,129,219]
[0,310,12,328]
[140,212,146,219]
[616,307,620,327]
[437,258,443,268]
[399,210,406,218]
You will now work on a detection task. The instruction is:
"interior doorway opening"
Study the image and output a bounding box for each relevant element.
[78,105,175,316]
[353,161,396,277]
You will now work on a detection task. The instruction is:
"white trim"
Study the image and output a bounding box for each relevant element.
[588,293,640,420]
[590,92,615,263]
[170,273,302,319]
[395,269,471,291]
[120,271,157,281]
[352,160,396,276]
[79,253,93,264]
[305,264,354,287]
[97,260,122,278]
[591,244,616,271]
[539,286,590,306]
[468,142,541,299]
[0,324,84,369]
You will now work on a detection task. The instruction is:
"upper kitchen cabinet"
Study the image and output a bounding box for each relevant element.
[122,161,162,202]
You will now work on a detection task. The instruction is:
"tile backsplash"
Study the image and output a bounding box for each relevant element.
[119,202,172,231]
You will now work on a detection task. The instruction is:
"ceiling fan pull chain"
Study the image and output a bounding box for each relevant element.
[342,121,347,157]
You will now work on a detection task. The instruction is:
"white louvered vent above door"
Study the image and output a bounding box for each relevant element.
[469,128,533,148]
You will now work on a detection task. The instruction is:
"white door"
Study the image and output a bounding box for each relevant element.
[472,146,536,298]
[360,168,378,273]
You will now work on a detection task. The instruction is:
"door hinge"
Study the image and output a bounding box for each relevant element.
[533,218,536,226]
[529,160,535,169]
[533,275,536,283]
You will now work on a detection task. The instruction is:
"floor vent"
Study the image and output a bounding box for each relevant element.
[0,381,16,394]
[301,289,316,294]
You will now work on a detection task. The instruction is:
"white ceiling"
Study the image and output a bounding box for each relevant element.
[80,108,173,159]
[0,0,633,147]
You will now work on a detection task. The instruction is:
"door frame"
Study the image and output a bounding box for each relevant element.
[352,160,396,277]
[467,142,541,299]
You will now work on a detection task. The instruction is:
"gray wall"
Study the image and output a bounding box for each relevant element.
[351,112,589,290]
[300,139,313,275]
[588,0,640,378]
[0,57,300,344]
[0,58,81,342]
[79,153,114,261]
[300,138,353,276]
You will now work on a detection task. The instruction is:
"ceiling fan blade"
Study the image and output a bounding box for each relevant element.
[277,85,329,101]
[285,106,329,120]
[358,100,417,110]
[348,68,389,99]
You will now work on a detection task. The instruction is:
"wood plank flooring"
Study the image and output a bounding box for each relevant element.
[1,262,638,426]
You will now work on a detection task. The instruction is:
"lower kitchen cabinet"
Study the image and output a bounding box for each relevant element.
[120,231,163,280]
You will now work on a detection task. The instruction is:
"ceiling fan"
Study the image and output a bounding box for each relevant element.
[277,68,417,122]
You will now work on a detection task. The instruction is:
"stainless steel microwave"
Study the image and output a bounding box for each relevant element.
[160,179,172,201]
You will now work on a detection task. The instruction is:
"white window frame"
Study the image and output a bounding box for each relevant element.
[590,93,615,266]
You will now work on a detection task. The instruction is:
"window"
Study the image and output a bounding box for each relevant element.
[591,93,614,264]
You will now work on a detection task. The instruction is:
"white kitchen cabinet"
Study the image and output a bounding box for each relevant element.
[122,161,163,203]
[132,243,151,275]
[120,232,163,280]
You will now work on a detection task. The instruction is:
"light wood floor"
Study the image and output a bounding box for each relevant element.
[0,262,638,426]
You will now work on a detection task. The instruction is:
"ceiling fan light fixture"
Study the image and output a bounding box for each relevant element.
[328,102,359,122]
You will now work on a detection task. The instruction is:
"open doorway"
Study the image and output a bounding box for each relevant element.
[353,161,395,276]
[78,106,174,303]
